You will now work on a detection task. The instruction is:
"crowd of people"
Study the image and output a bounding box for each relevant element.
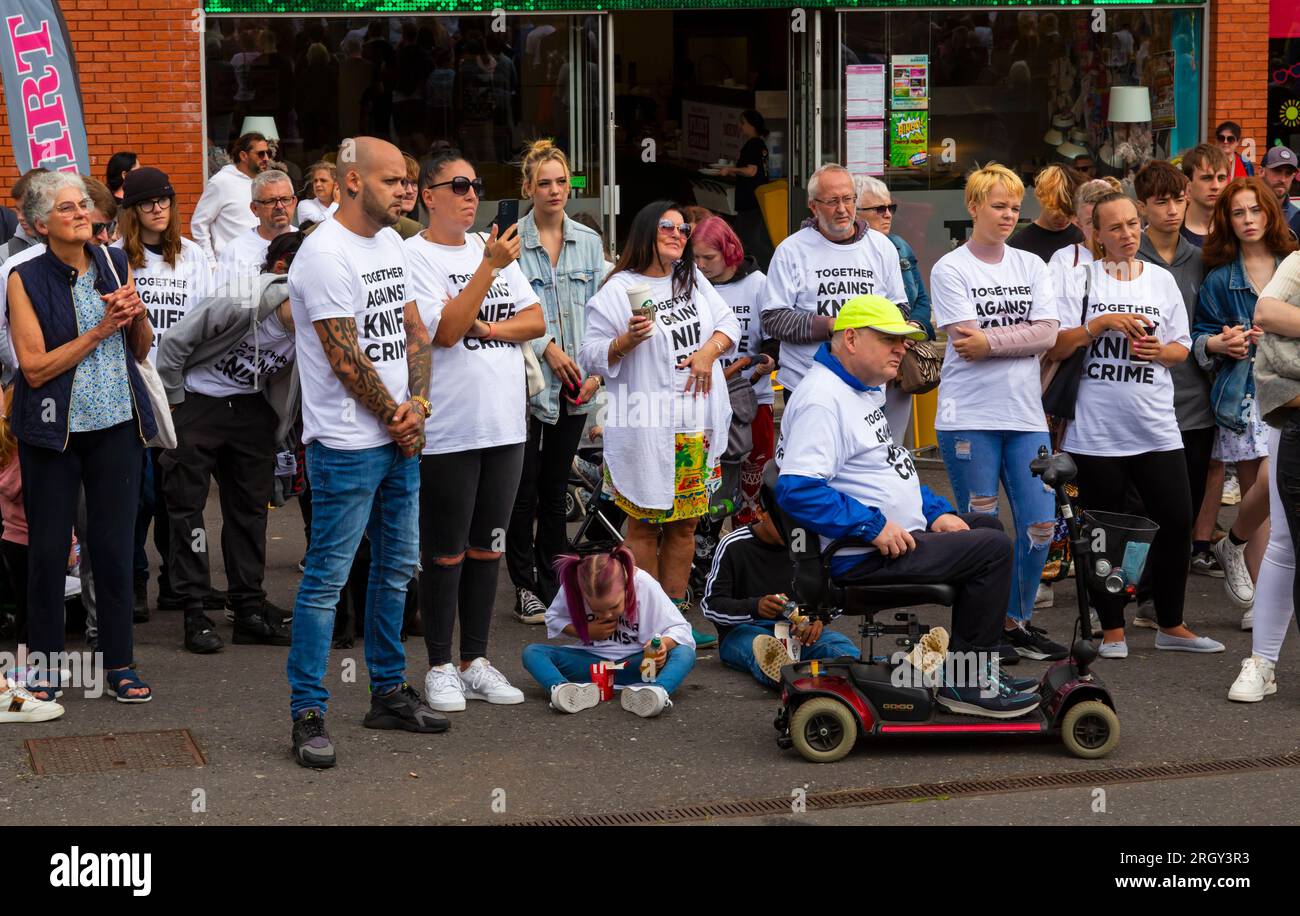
[0,123,1294,765]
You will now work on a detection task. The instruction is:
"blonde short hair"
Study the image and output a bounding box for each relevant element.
[964,163,1024,210]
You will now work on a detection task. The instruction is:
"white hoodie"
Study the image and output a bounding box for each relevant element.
[190,164,258,264]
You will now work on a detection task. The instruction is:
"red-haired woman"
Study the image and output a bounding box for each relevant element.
[520,547,696,718]
[1194,177,1298,625]
[692,215,774,523]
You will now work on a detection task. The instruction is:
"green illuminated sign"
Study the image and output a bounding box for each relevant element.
[205,1,1204,13]
[569,174,587,189]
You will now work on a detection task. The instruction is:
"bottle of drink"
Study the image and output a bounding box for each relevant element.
[640,634,663,682]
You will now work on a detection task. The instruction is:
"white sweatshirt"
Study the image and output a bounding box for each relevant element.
[190,164,258,264]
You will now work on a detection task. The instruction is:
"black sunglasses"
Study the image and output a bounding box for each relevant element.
[427,176,485,197]
[1218,134,1237,142]
[93,220,116,237]
[857,203,899,216]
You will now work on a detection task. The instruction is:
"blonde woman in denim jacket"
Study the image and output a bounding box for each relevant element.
[506,140,607,623]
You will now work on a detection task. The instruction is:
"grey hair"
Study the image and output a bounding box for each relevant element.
[855,175,890,203]
[22,171,87,233]
[251,169,292,199]
[808,163,852,201]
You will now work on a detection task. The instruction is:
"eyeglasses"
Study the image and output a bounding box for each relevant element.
[427,176,485,197]
[857,203,898,216]
[812,195,857,209]
[400,178,417,189]
[54,198,94,217]
[92,220,117,237]
[137,197,173,213]
[255,196,296,209]
[657,219,691,238]
[1218,134,1237,143]
[253,149,271,158]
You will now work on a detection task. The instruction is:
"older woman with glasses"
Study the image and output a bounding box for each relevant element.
[5,171,159,706]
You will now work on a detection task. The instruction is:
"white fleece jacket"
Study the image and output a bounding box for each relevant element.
[190,164,258,264]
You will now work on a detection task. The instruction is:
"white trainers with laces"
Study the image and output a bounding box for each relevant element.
[620,683,672,718]
[459,657,525,705]
[1227,656,1277,702]
[0,682,65,723]
[424,663,467,712]
[550,682,600,714]
[1211,536,1255,610]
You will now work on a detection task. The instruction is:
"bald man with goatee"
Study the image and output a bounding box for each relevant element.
[285,137,444,769]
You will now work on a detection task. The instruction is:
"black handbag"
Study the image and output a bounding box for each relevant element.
[1041,267,1090,420]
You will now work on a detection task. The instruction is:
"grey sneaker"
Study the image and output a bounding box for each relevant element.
[1132,601,1157,629]
[1211,536,1255,610]
[1154,631,1225,653]
[1190,550,1225,578]
[291,710,336,768]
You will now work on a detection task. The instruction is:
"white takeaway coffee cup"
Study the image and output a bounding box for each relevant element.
[625,284,656,337]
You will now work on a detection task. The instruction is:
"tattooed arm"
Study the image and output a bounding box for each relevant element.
[314,316,400,425]
[404,299,432,399]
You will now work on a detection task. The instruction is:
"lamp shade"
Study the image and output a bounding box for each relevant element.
[239,116,279,142]
[1108,87,1151,123]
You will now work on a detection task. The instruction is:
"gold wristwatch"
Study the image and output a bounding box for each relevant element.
[411,395,433,418]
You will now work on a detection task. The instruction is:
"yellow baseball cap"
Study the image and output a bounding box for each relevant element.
[833,295,927,339]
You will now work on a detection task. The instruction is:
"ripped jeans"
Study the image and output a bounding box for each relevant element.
[937,430,1054,624]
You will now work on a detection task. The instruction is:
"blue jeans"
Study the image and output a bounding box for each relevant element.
[937,429,1054,623]
[521,643,696,695]
[287,441,420,718]
[719,621,860,688]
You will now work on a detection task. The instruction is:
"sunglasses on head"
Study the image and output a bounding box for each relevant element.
[428,176,485,197]
[857,203,898,216]
[1218,134,1237,143]
[658,218,691,238]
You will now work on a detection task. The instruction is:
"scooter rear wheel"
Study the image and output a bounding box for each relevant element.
[1061,700,1120,759]
[789,697,857,763]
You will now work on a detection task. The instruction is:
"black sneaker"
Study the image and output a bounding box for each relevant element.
[231,609,292,646]
[937,665,1040,719]
[291,710,336,768]
[514,587,547,625]
[184,613,224,654]
[995,641,1021,667]
[996,669,1041,693]
[362,682,450,733]
[1003,622,1069,661]
[132,579,149,623]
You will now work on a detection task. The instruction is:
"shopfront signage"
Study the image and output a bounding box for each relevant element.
[204,1,1206,13]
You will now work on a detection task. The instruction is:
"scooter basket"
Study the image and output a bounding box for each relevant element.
[1080,510,1159,600]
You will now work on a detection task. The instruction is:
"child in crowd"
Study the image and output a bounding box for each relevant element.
[521,546,695,718]
[701,502,859,687]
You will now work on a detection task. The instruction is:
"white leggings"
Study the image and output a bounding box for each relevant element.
[1252,427,1296,663]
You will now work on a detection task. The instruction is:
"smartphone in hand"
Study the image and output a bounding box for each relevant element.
[493,199,520,235]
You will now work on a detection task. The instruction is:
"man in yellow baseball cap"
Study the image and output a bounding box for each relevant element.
[832,294,929,339]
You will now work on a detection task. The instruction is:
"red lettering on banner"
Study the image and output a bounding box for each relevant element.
[28,126,74,171]
[22,65,65,127]
[5,15,53,76]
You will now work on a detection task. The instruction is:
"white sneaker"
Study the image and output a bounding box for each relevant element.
[1034,583,1054,609]
[1227,656,1277,702]
[620,683,671,718]
[459,657,525,705]
[1211,536,1255,610]
[549,682,600,714]
[424,663,466,712]
[1241,608,1254,630]
[1221,474,1241,505]
[0,683,65,723]
[1132,602,1158,629]
[1098,640,1129,659]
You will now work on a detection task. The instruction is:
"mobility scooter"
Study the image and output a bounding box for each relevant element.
[770,448,1153,762]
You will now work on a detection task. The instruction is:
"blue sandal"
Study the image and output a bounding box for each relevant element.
[106,669,153,704]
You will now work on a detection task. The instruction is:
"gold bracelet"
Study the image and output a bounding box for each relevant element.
[711,339,726,356]
[610,338,624,361]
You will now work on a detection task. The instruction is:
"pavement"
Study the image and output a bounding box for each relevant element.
[3,467,1298,826]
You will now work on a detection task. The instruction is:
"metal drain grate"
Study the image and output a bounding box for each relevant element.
[511,752,1300,826]
[26,729,206,776]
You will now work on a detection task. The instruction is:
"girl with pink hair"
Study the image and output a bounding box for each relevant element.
[521,546,696,717]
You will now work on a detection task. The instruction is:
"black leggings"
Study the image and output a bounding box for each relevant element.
[2,539,28,644]
[419,444,525,666]
[1069,449,1192,631]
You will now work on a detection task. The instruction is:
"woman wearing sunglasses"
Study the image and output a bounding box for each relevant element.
[405,151,546,712]
[579,201,740,648]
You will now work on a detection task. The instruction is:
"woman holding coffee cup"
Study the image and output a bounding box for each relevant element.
[579,200,739,649]
[1046,191,1224,658]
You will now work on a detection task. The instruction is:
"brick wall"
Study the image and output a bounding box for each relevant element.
[1210,0,1272,156]
[0,0,204,225]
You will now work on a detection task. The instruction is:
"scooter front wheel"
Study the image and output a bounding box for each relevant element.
[789,697,857,763]
[1061,700,1120,759]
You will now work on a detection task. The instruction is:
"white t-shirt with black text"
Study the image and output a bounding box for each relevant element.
[761,226,908,390]
[184,309,295,398]
[544,567,696,660]
[215,227,272,297]
[1059,260,1190,457]
[297,198,338,226]
[288,219,412,450]
[777,359,925,561]
[405,232,538,453]
[714,268,774,405]
[930,244,1057,432]
[112,238,213,365]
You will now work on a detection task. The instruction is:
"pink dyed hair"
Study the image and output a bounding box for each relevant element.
[692,216,744,268]
[552,546,639,644]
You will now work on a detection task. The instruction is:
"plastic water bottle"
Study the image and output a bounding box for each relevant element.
[640,634,663,682]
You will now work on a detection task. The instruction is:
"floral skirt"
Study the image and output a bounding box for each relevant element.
[1213,399,1269,462]
[607,432,721,524]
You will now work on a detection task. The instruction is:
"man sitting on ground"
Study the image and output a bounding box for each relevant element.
[774,295,1039,718]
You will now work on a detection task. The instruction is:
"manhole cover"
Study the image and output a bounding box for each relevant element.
[25,729,206,776]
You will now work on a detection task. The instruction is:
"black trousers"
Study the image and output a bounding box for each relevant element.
[505,401,587,604]
[1181,425,1216,535]
[1070,449,1192,630]
[1272,416,1300,620]
[160,393,276,616]
[133,446,172,593]
[20,420,142,670]
[839,514,1010,651]
[2,539,29,644]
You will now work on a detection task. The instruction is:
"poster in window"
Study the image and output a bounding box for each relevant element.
[846,119,885,176]
[890,111,928,169]
[846,64,886,119]
[890,54,928,112]
[1147,51,1176,132]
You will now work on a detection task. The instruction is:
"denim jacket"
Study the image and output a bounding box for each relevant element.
[1193,255,1269,434]
[890,233,933,338]
[517,210,606,423]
